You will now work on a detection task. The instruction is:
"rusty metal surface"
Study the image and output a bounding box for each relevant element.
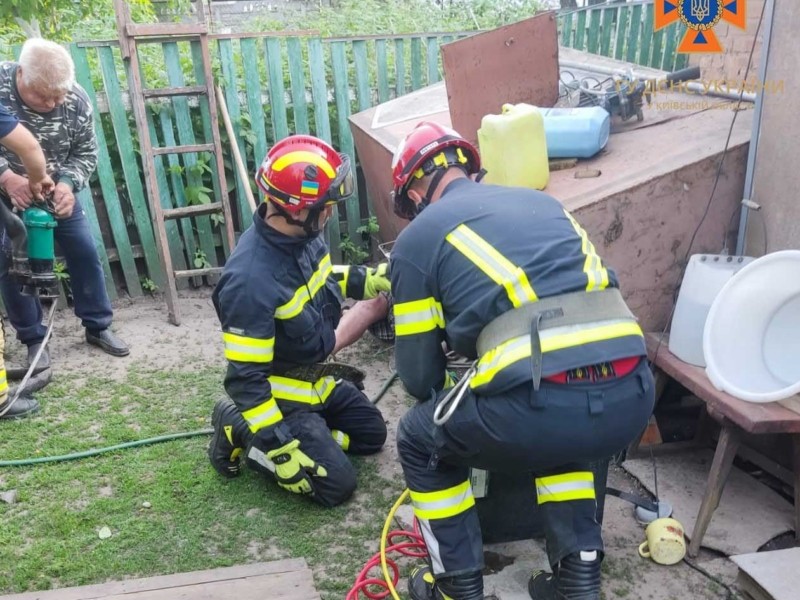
[441,12,560,144]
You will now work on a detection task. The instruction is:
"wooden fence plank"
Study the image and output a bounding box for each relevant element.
[217,38,251,231]
[353,40,371,113]
[426,37,439,84]
[145,108,190,281]
[410,37,422,90]
[162,42,219,270]
[640,3,655,69]
[307,38,332,144]
[76,188,118,300]
[70,44,131,298]
[574,10,587,51]
[330,41,360,245]
[394,38,406,96]
[265,37,289,140]
[307,39,340,261]
[190,40,229,260]
[375,39,390,103]
[240,38,268,166]
[614,7,629,61]
[286,37,310,134]
[626,4,643,64]
[661,23,679,72]
[97,46,165,288]
[600,8,615,57]
[158,108,201,287]
[587,9,601,55]
[560,13,573,46]
[651,19,666,69]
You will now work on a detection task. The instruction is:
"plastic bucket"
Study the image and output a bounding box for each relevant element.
[703,250,800,403]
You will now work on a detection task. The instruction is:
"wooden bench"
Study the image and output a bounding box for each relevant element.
[642,333,800,557]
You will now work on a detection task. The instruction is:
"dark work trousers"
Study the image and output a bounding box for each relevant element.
[0,205,113,346]
[396,359,655,577]
[246,380,387,507]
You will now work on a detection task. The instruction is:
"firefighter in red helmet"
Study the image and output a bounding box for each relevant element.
[207,135,389,506]
[388,122,654,600]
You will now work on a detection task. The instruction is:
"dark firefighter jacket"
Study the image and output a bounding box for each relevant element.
[389,177,646,401]
[213,203,377,447]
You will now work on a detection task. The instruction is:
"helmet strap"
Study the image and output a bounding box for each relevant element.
[268,201,326,238]
[414,164,468,217]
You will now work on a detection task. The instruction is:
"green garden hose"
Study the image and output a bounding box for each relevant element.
[0,429,213,467]
[1,371,400,467]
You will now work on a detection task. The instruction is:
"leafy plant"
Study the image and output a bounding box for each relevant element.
[53,260,69,282]
[339,234,370,265]
[140,277,158,294]
[210,213,225,228]
[193,249,211,269]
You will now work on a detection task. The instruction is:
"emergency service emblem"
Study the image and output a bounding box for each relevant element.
[655,0,747,54]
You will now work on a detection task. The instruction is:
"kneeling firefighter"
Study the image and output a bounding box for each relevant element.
[207,135,388,507]
[388,122,655,600]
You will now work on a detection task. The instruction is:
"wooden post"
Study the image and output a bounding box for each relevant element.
[216,85,257,214]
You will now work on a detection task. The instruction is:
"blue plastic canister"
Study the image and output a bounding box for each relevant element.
[540,106,610,159]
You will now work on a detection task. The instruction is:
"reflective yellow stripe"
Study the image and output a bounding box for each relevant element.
[410,480,475,520]
[331,429,350,451]
[270,375,336,405]
[536,472,596,504]
[471,319,643,388]
[242,397,282,433]
[394,297,444,336]
[270,150,336,178]
[332,265,349,297]
[276,254,333,319]
[446,224,538,307]
[0,371,7,394]
[563,210,609,292]
[222,332,274,363]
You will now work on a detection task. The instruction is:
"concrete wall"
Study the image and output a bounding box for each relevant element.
[690,0,765,81]
[744,0,800,253]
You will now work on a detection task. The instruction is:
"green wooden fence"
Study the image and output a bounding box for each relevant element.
[3,6,684,299]
[558,1,690,72]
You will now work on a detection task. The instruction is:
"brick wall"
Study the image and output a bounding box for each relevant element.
[689,0,765,82]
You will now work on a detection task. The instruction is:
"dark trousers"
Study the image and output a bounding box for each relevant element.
[0,206,113,345]
[396,360,655,577]
[247,380,387,507]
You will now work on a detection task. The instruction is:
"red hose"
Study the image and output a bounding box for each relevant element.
[346,526,428,600]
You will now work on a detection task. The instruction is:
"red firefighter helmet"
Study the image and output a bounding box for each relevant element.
[256,135,354,213]
[390,122,481,220]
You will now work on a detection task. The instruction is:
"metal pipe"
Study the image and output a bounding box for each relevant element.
[558,59,758,103]
[736,0,776,255]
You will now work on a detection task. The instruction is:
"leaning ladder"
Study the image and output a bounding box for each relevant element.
[113,0,236,325]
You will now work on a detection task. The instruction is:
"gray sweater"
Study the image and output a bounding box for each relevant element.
[0,61,97,192]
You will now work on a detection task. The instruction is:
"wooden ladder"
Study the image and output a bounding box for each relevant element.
[113,0,236,325]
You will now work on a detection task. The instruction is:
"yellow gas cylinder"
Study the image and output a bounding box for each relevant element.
[478,103,550,190]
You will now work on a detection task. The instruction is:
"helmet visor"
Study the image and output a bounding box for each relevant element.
[325,153,355,203]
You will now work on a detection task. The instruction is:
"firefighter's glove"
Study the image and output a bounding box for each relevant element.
[364,263,391,299]
[266,439,327,496]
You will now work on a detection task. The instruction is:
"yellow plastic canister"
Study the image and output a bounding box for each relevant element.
[478,103,550,190]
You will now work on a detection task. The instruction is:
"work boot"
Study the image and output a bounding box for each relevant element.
[528,551,602,600]
[208,398,251,478]
[408,566,484,600]
[0,396,40,419]
[86,329,130,357]
[27,342,51,373]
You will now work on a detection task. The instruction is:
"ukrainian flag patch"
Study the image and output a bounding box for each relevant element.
[301,180,320,196]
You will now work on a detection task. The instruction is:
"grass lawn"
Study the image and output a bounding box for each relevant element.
[0,361,406,599]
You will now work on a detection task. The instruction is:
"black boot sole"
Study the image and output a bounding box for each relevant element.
[208,400,242,478]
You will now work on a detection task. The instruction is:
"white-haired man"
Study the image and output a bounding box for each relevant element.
[0,38,129,368]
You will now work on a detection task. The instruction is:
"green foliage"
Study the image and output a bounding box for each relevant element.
[0,0,191,61]
[341,217,380,264]
[252,0,545,37]
[140,276,158,294]
[193,249,211,269]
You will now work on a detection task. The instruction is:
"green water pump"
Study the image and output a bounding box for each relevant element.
[14,205,59,297]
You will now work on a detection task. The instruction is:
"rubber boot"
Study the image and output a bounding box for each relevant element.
[207,398,252,478]
[408,566,484,600]
[528,551,602,600]
[0,396,40,419]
